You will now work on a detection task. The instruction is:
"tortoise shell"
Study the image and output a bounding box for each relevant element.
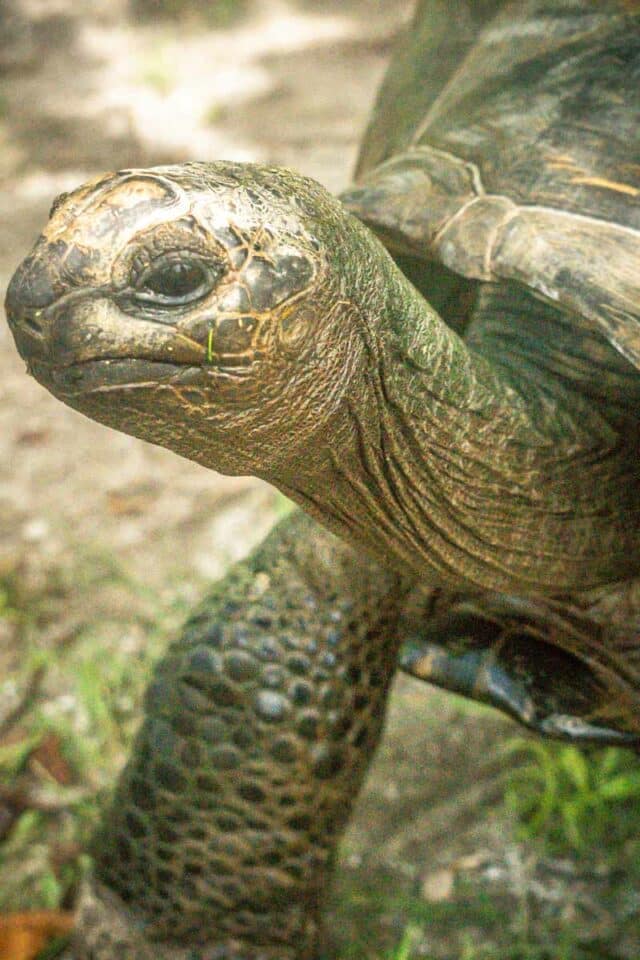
[345,0,640,368]
[343,0,640,747]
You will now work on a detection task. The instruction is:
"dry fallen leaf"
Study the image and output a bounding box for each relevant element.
[15,429,50,447]
[0,911,73,960]
[29,733,73,786]
[106,481,159,516]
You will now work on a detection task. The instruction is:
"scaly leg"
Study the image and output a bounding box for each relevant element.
[71,511,407,959]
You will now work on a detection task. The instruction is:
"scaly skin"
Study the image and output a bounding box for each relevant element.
[4,162,640,957]
[69,511,408,959]
[6,163,640,592]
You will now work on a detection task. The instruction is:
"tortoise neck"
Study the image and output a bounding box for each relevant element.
[277,229,640,593]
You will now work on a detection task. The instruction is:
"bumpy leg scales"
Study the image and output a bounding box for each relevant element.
[72,512,406,959]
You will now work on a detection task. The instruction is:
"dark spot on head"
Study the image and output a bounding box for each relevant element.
[49,191,69,219]
[6,252,57,313]
[60,243,103,284]
[243,253,313,312]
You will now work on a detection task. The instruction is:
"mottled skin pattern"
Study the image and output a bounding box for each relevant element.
[4,1,640,957]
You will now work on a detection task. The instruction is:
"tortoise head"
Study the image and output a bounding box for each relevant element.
[5,162,366,476]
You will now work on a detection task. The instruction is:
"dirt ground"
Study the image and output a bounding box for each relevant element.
[0,0,402,592]
[0,2,639,958]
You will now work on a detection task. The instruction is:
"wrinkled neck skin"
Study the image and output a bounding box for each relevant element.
[270,216,640,594]
[15,167,638,596]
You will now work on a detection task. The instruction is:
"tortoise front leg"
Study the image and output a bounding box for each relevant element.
[72,511,406,960]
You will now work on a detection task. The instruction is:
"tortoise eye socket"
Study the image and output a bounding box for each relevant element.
[134,255,221,306]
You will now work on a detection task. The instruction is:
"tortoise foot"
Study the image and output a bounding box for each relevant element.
[70,877,319,960]
[400,598,640,748]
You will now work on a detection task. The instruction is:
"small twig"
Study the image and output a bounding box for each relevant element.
[0,664,46,739]
[0,780,91,814]
[0,617,86,738]
[40,617,87,653]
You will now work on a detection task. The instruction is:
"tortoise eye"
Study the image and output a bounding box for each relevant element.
[135,255,219,306]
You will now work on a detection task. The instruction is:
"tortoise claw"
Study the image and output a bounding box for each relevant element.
[399,606,640,750]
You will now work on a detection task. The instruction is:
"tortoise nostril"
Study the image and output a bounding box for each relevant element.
[5,253,57,316]
[5,250,61,350]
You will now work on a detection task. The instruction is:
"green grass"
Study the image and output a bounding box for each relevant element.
[505,737,640,858]
[330,702,639,960]
[1,560,638,959]
[387,926,422,960]
[0,555,190,914]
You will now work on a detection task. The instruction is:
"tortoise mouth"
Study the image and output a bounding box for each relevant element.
[28,354,257,398]
[28,357,204,396]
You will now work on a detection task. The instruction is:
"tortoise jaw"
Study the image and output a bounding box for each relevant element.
[6,266,260,389]
[5,266,207,396]
[28,357,203,398]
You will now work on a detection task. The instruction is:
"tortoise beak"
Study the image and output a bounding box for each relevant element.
[5,247,61,362]
[6,237,209,380]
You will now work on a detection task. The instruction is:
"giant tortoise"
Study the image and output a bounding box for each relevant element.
[4,0,640,956]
